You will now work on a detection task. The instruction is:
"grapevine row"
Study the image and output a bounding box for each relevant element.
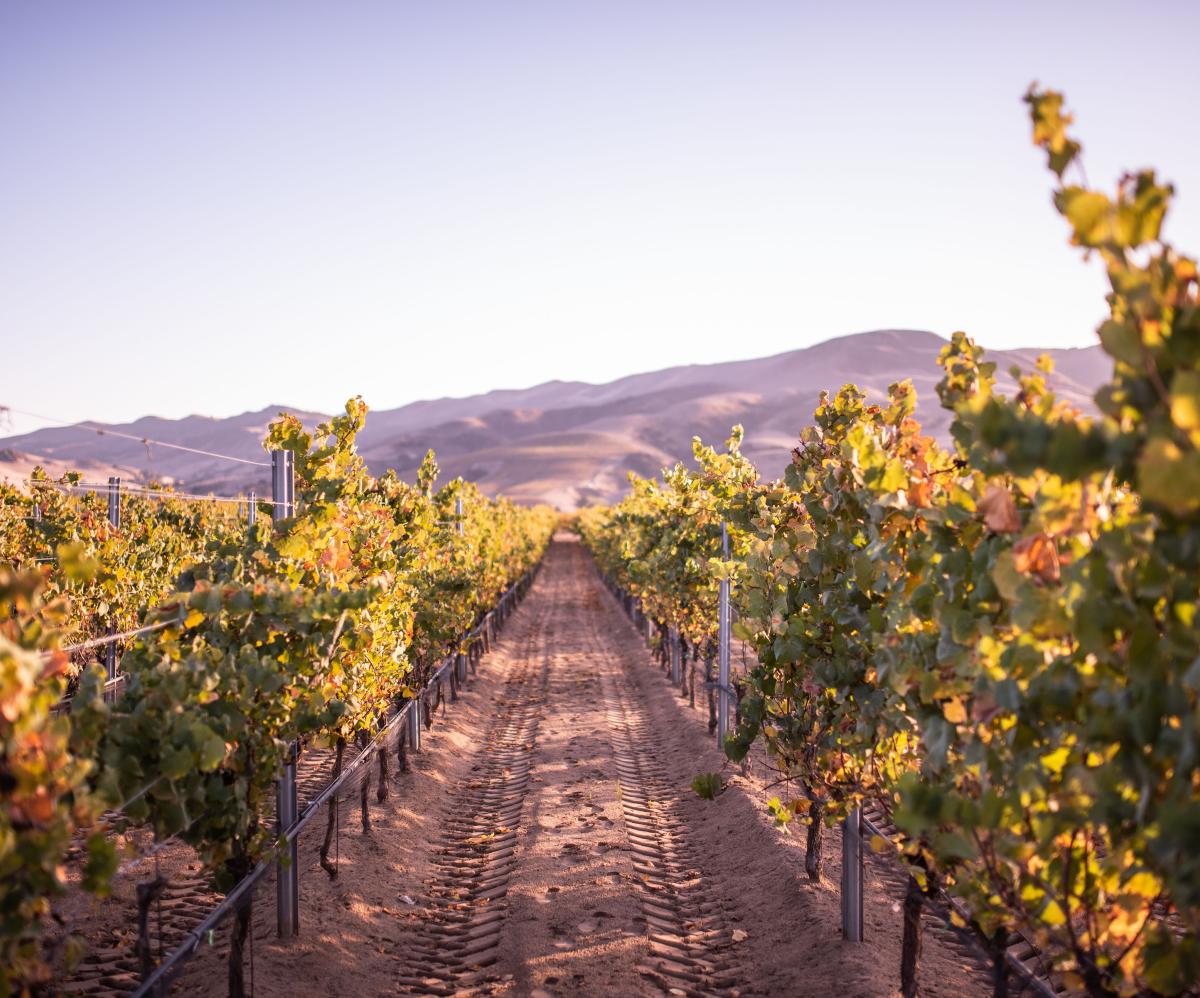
[0,398,555,996]
[578,89,1199,997]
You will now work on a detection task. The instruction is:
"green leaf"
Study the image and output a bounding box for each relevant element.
[161,747,194,780]
[992,550,1023,602]
[1098,319,1144,367]
[1169,370,1200,432]
[195,726,228,771]
[1055,188,1111,247]
[1137,436,1200,516]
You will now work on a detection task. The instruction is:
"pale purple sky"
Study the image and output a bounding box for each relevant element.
[3,1,1198,436]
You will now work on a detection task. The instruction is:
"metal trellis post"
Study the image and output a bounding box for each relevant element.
[841,805,865,942]
[247,489,256,527]
[410,455,425,748]
[271,451,295,522]
[270,451,299,938]
[276,742,299,938]
[717,521,731,748]
[105,478,121,685]
[455,496,464,536]
[409,693,422,752]
[669,627,681,685]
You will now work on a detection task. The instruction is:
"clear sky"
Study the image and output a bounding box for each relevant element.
[2,0,1198,437]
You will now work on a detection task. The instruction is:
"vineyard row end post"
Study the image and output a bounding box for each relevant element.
[717,521,731,749]
[271,449,300,940]
[408,687,422,752]
[105,477,121,686]
[669,627,681,685]
[841,805,864,943]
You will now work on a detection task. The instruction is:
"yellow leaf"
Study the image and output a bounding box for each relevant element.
[1040,746,1070,775]
[1122,871,1161,898]
[1041,899,1067,926]
[184,608,205,628]
[943,697,967,724]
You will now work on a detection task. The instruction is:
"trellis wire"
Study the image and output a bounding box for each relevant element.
[52,617,180,656]
[23,478,280,506]
[1,404,271,467]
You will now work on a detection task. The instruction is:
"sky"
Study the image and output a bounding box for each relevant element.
[2,0,1199,438]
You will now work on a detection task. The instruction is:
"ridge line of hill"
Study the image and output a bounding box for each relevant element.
[1,329,1108,509]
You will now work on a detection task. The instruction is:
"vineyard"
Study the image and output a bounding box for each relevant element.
[2,86,1198,998]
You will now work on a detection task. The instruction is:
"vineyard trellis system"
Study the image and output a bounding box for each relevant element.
[2,396,557,997]
[130,562,540,998]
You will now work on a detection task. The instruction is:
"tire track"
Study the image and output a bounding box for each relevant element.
[392,601,549,996]
[601,670,740,997]
[61,870,222,997]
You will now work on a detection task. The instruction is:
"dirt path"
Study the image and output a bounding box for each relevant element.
[117,535,988,997]
[387,537,745,996]
[381,536,988,997]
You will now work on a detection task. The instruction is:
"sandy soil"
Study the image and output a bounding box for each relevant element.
[60,535,991,997]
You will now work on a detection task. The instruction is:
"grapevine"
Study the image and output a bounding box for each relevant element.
[579,88,1200,996]
[1,398,553,996]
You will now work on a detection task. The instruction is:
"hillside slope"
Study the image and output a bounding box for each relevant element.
[1,330,1108,508]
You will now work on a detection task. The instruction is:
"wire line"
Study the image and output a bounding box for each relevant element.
[23,479,280,506]
[54,618,179,655]
[1,404,270,467]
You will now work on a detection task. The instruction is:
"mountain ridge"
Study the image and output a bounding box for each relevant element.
[1,330,1109,509]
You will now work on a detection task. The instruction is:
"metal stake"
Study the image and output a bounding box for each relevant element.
[408,696,422,752]
[107,476,121,530]
[455,496,464,536]
[717,522,731,747]
[271,451,294,522]
[270,452,299,938]
[841,806,864,942]
[247,489,257,527]
[105,478,121,685]
[276,742,299,938]
[670,627,681,685]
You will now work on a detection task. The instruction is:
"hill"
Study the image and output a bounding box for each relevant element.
[0,330,1108,508]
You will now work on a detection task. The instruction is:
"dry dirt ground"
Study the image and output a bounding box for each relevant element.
[73,535,991,997]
